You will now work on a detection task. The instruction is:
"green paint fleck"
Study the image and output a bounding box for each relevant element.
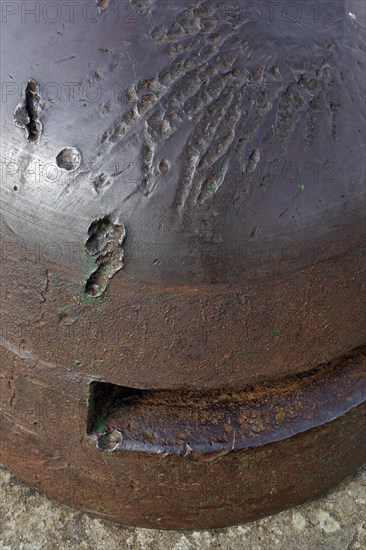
[355,247,365,261]
[78,284,106,307]
[237,293,252,305]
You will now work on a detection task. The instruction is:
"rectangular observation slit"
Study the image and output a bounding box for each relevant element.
[86,380,249,457]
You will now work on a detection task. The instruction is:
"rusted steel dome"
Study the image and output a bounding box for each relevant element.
[0,0,365,529]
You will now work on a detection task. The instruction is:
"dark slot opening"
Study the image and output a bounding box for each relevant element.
[87,381,147,436]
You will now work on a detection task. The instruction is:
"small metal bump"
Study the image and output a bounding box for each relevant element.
[97,430,123,452]
[159,159,171,173]
[56,147,82,171]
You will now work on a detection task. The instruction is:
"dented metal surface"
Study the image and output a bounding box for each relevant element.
[84,216,126,298]
[0,0,365,530]
[13,79,42,142]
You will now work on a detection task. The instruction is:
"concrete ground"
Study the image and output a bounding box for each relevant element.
[0,464,364,550]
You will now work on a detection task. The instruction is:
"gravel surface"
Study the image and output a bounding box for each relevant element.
[0,464,365,550]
